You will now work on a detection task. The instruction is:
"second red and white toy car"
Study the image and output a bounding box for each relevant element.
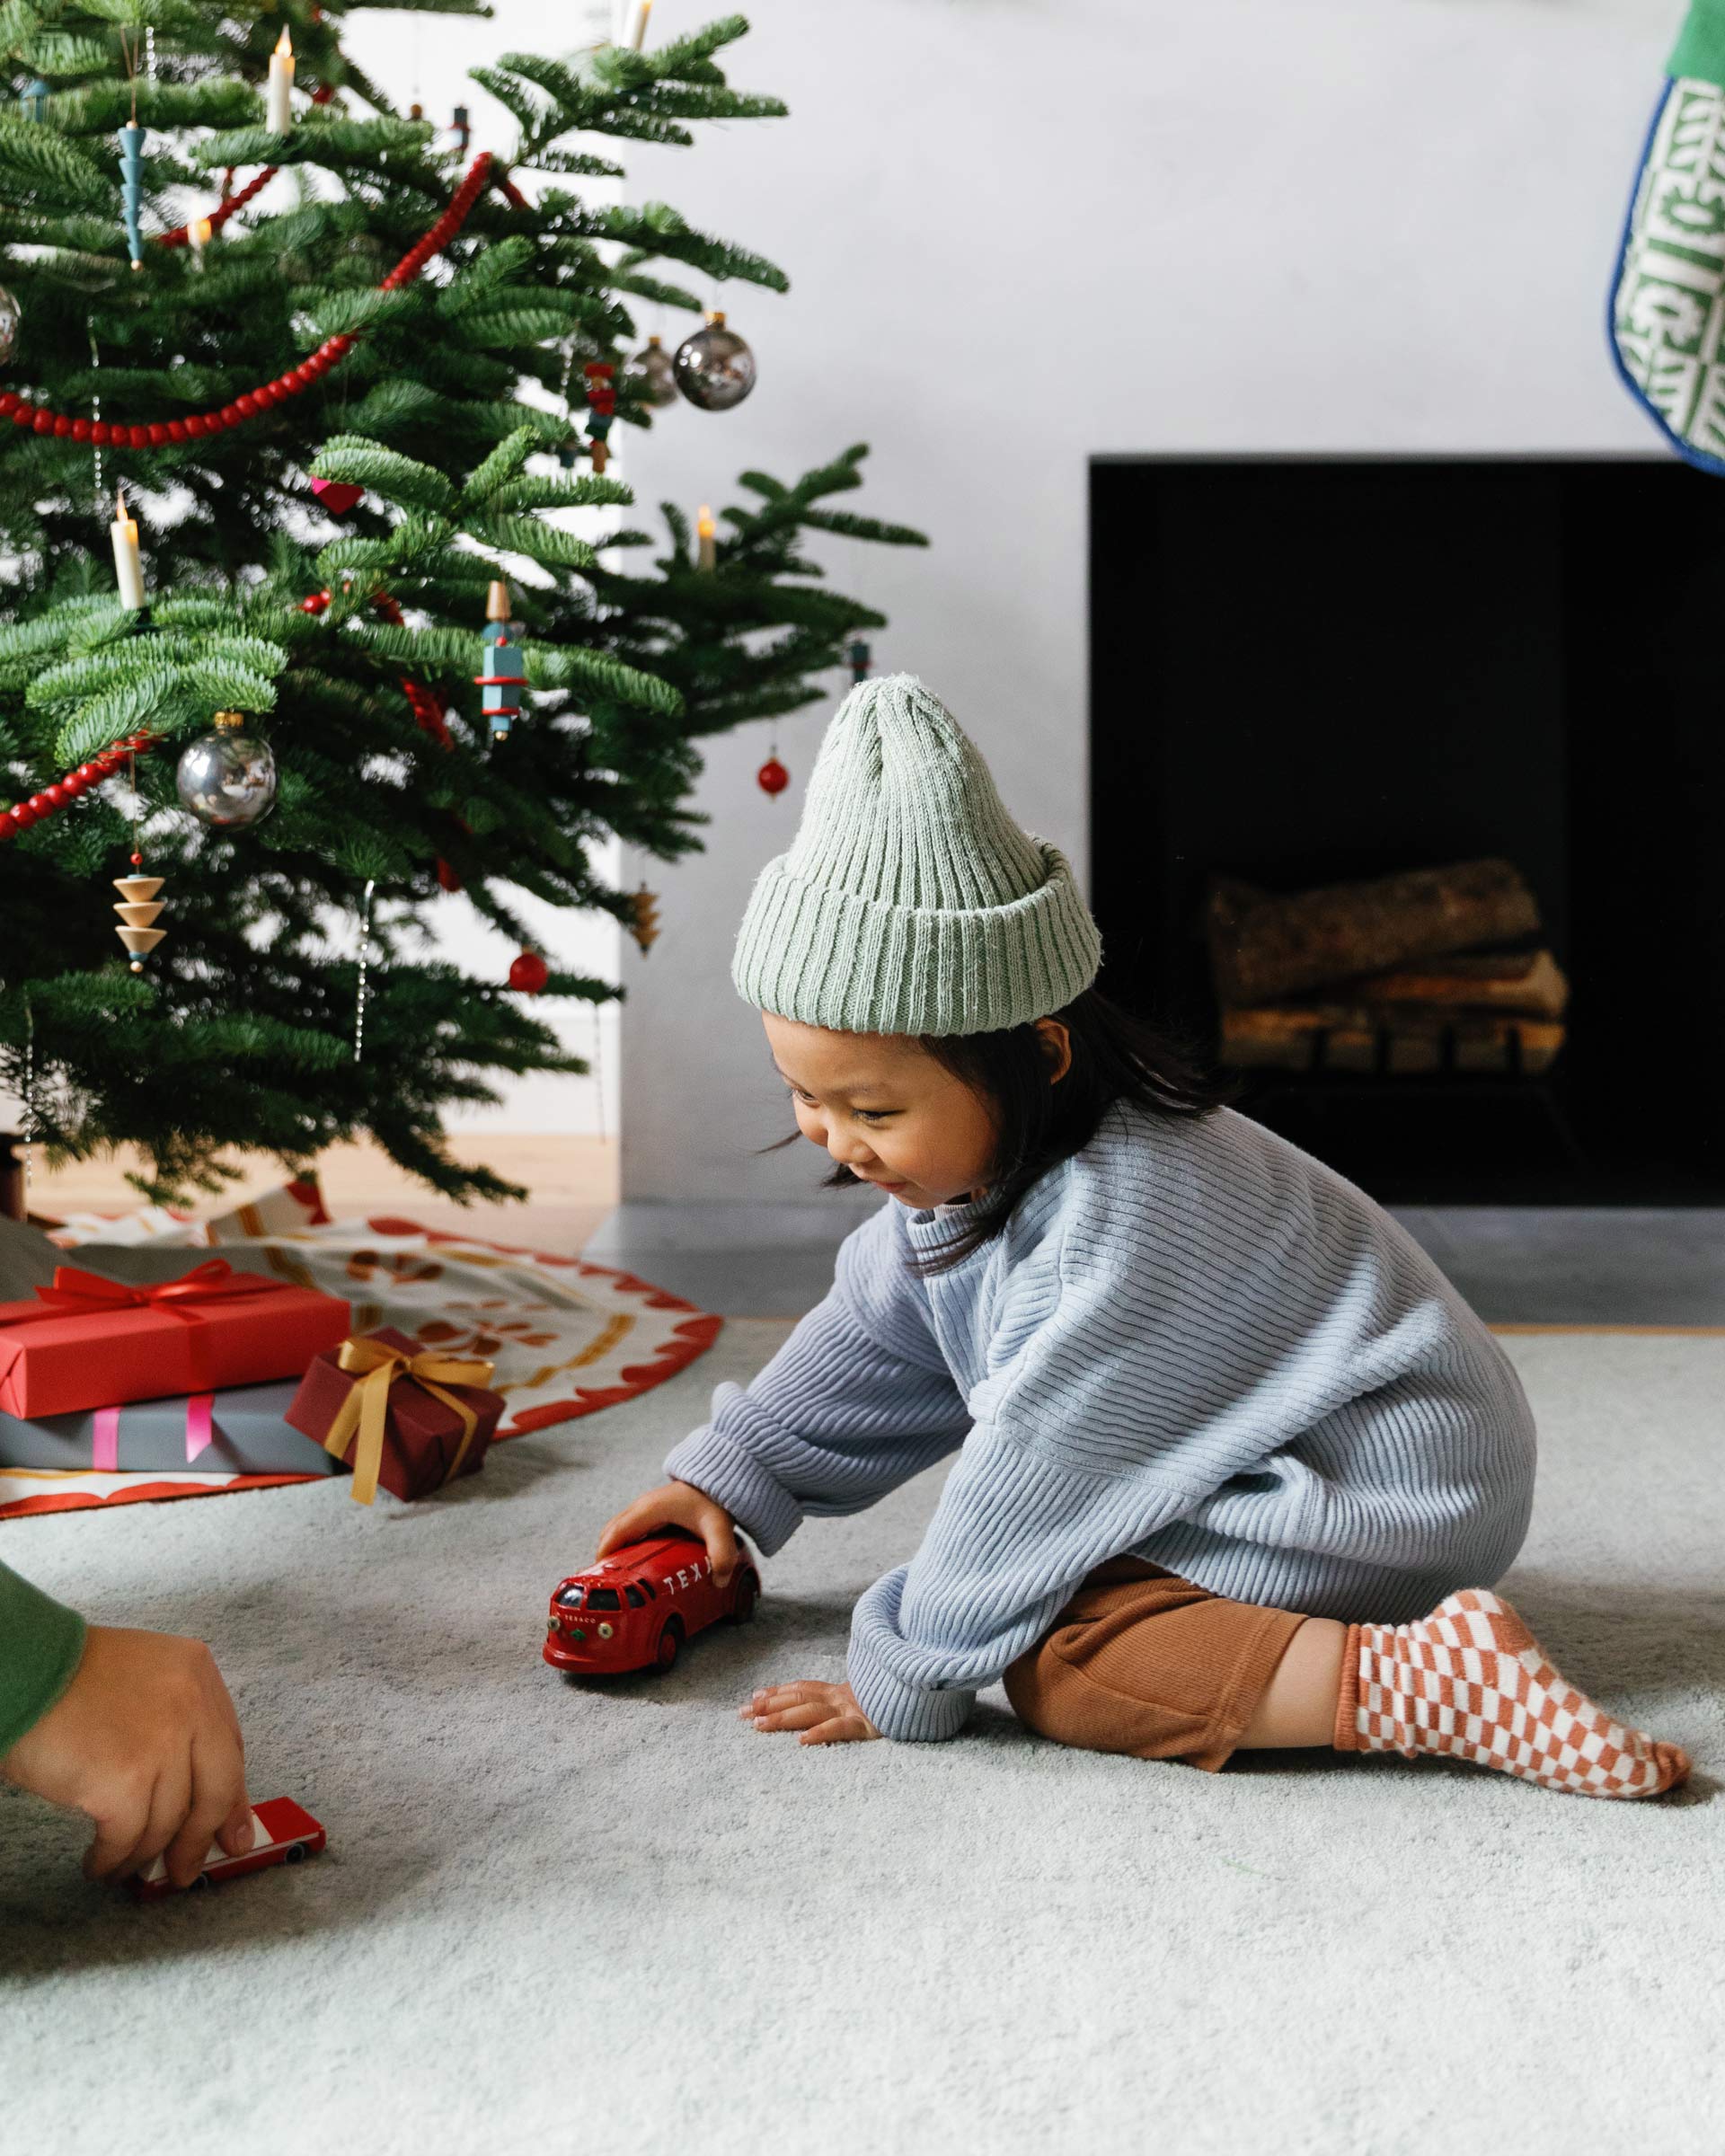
[128,1796,326,1901]
[544,1529,761,1675]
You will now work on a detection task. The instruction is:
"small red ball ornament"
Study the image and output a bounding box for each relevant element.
[756,755,790,798]
[508,950,550,994]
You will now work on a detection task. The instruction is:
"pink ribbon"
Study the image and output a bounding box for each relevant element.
[92,1408,119,1472]
[86,1394,217,1471]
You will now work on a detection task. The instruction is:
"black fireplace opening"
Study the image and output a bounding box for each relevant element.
[1089,455,1725,1206]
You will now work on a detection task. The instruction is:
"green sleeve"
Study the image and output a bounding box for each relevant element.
[0,1560,86,1757]
[1669,0,1725,85]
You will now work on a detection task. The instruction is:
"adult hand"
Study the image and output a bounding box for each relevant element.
[596,1478,740,1589]
[1,1626,252,1887]
[739,1679,880,1745]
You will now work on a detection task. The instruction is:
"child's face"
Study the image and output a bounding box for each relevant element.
[763,1012,1000,1208]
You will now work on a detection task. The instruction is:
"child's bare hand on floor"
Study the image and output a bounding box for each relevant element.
[740,1680,880,1745]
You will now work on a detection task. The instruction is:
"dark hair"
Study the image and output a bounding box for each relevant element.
[763,985,1239,1277]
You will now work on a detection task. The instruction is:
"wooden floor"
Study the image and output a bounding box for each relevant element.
[24,1135,620,1259]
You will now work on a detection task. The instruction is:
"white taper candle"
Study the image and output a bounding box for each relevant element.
[110,487,145,611]
[267,29,294,134]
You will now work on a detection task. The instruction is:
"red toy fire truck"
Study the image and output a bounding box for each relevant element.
[128,1796,326,1901]
[544,1530,760,1675]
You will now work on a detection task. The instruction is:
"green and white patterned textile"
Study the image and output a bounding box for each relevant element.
[1613,1,1725,472]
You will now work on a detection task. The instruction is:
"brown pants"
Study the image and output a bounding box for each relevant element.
[1003,1559,1311,1772]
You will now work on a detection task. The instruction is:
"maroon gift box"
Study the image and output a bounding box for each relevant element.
[0,1260,352,1419]
[284,1327,504,1502]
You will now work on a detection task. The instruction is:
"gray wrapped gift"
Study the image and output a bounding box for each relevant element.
[0,1378,348,1476]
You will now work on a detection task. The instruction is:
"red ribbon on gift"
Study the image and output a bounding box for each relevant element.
[24,1260,288,1321]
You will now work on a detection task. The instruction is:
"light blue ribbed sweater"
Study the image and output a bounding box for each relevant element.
[664,1100,1538,1743]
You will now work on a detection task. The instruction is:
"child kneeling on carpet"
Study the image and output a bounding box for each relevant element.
[597,676,1690,1799]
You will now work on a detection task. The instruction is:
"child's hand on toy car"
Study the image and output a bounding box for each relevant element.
[0,1625,253,1886]
[597,1478,740,1588]
[739,1679,880,1745]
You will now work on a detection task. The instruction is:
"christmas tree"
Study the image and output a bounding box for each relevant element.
[0,4,924,1204]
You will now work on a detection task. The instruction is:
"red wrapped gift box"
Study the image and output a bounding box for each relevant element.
[0,1261,352,1419]
[285,1327,502,1505]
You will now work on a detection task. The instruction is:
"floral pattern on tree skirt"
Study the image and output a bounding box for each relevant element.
[0,1213,719,1520]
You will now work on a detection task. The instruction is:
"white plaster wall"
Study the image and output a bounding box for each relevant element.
[359,0,1679,1180]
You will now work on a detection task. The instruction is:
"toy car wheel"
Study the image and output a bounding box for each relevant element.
[728,1568,759,1625]
[189,1872,214,1893]
[283,1843,309,1865]
[654,1620,683,1674]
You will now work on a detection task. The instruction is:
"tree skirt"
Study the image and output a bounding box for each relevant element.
[0,1199,720,1520]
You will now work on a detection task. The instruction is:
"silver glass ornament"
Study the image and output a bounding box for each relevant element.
[623,333,679,409]
[672,311,756,411]
[0,286,18,365]
[175,711,277,827]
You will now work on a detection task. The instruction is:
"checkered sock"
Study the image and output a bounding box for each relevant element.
[1334,1588,1690,1798]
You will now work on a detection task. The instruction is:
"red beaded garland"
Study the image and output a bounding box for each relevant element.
[9,154,501,446]
[0,734,158,846]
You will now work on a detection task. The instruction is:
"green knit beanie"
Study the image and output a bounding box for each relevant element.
[731,674,1102,1036]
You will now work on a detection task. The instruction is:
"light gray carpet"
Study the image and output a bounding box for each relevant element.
[1,1323,1720,2156]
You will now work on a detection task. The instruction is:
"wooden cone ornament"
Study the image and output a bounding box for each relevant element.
[113,875,165,971]
[475,579,526,742]
[630,885,660,955]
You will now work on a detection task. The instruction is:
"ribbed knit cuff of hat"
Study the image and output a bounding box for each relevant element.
[731,674,1101,1037]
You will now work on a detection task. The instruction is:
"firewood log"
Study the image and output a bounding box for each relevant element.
[1208,860,1542,1006]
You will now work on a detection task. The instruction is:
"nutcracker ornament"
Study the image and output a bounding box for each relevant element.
[584,362,615,473]
[847,637,872,685]
[452,103,471,155]
[673,311,756,411]
[475,579,526,742]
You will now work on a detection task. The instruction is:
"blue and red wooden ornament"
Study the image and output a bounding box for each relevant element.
[475,579,526,742]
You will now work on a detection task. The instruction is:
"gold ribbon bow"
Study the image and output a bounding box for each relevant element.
[325,1335,496,1506]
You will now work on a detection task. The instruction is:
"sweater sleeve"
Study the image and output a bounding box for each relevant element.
[0,1560,86,1758]
[663,1203,972,1555]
